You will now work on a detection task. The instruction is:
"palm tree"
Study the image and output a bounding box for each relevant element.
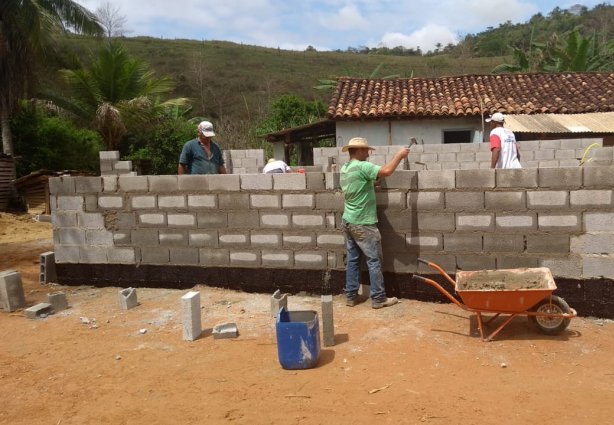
[0,0,103,156]
[45,40,187,150]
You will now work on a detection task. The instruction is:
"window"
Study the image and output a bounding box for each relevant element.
[443,130,471,144]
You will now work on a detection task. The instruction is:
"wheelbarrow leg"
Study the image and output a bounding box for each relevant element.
[484,314,518,342]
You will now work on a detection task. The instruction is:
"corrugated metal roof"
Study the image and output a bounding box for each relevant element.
[505,112,614,133]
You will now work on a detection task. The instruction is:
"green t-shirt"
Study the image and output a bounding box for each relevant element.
[340,160,381,224]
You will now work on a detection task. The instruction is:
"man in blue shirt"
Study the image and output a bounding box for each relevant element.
[178,121,227,175]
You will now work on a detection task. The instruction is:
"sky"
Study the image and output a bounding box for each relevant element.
[76,0,609,52]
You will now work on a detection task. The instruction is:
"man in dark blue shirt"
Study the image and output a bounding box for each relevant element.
[178,121,227,175]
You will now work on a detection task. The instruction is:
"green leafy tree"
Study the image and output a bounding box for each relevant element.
[11,101,103,177]
[257,95,326,135]
[45,40,187,150]
[0,0,102,157]
[314,63,403,91]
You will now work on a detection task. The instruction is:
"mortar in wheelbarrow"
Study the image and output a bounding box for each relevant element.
[455,267,556,312]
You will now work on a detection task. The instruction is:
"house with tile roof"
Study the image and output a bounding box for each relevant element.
[265,72,614,164]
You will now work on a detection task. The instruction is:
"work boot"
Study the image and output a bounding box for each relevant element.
[346,295,367,307]
[372,297,398,309]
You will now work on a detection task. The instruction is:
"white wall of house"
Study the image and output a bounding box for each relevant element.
[336,117,486,147]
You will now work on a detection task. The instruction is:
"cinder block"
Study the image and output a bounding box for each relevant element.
[99,151,120,161]
[158,195,186,209]
[571,234,614,254]
[138,212,166,226]
[456,213,494,231]
[229,251,261,266]
[131,195,156,209]
[283,232,316,248]
[181,291,201,341]
[199,248,230,266]
[495,168,538,188]
[408,191,445,210]
[240,174,272,190]
[379,171,418,189]
[228,211,260,229]
[570,190,613,208]
[538,167,582,188]
[456,255,496,271]
[316,233,345,248]
[196,212,227,228]
[262,250,294,267]
[54,246,80,263]
[219,232,249,246]
[540,256,582,279]
[495,213,536,231]
[306,172,326,190]
[47,292,68,312]
[414,212,455,231]
[314,193,344,211]
[282,194,314,209]
[148,175,178,192]
[132,229,159,246]
[102,176,118,192]
[325,172,340,190]
[527,234,570,253]
[39,252,57,284]
[483,234,524,252]
[85,230,113,246]
[443,233,483,252]
[292,213,325,228]
[321,294,335,347]
[0,270,26,312]
[78,212,105,229]
[140,247,170,264]
[170,248,200,265]
[273,173,306,190]
[583,165,614,187]
[444,192,484,210]
[455,169,495,189]
[294,251,327,268]
[527,191,568,209]
[114,160,133,172]
[207,174,241,191]
[48,177,76,195]
[25,303,53,319]
[271,289,288,317]
[218,193,249,209]
[168,213,196,227]
[417,170,455,189]
[75,177,102,194]
[189,230,218,247]
[250,232,281,247]
[98,196,123,209]
[52,212,77,228]
[179,175,209,192]
[485,192,526,210]
[537,213,581,232]
[58,228,86,245]
[107,248,136,264]
[57,196,84,211]
[188,194,217,209]
[376,192,406,209]
[406,234,442,251]
[583,257,614,279]
[118,287,138,310]
[535,149,555,160]
[584,212,614,231]
[159,230,188,246]
[118,176,147,192]
[497,256,539,269]
[213,323,239,339]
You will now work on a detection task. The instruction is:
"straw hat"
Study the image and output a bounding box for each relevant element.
[341,137,376,152]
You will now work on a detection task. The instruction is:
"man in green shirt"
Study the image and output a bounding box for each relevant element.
[340,137,410,309]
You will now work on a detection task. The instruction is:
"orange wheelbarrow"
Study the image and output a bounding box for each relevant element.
[414,258,577,342]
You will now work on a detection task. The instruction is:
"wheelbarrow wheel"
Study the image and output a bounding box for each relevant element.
[529,295,571,335]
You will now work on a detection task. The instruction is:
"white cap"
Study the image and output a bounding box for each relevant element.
[486,112,505,123]
[198,121,215,137]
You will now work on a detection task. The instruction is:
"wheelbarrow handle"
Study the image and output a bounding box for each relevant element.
[413,274,465,310]
[416,258,456,288]
[417,257,430,265]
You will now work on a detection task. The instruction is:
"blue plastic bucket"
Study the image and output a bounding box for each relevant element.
[275,308,321,370]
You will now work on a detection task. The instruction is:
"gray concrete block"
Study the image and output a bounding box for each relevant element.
[527,191,569,209]
[140,247,170,264]
[250,194,281,209]
[282,194,314,209]
[583,165,614,187]
[57,196,84,211]
[483,234,525,252]
[379,170,418,189]
[39,252,57,284]
[159,230,188,246]
[196,212,227,228]
[250,232,282,247]
[131,195,156,209]
[306,172,326,190]
[118,176,147,192]
[316,233,345,248]
[179,175,209,192]
[118,287,138,310]
[456,213,495,231]
[213,323,239,339]
[495,213,536,231]
[282,232,316,248]
[538,167,582,188]
[444,192,484,210]
[158,195,186,209]
[537,213,581,232]
[271,289,288,317]
[219,231,249,246]
[229,251,261,266]
[58,228,86,245]
[54,246,80,263]
[138,212,166,226]
[583,257,614,279]
[570,190,613,208]
[52,212,78,228]
[292,213,325,228]
[167,213,196,227]
[170,248,200,265]
[262,250,294,267]
[114,160,133,172]
[47,292,68,312]
[132,229,159,246]
[240,174,272,190]
[417,212,456,231]
[78,212,105,229]
[188,194,217,209]
[98,196,123,209]
[321,294,335,347]
[417,170,455,189]
[443,233,483,251]
[376,191,406,209]
[571,234,614,254]
[107,248,136,264]
[456,255,496,271]
[408,191,445,210]
[534,149,555,160]
[495,168,538,188]
[199,248,230,266]
[181,291,201,341]
[294,251,327,268]
[99,151,120,161]
[540,256,582,279]
[526,234,570,253]
[148,175,178,192]
[497,256,539,269]
[112,232,131,246]
[406,234,443,251]
[207,174,241,191]
[325,172,340,190]
[315,193,344,211]
[75,177,102,194]
[219,193,249,209]
[0,270,26,312]
[49,176,76,195]
[188,230,218,247]
[25,303,53,319]
[228,211,260,229]
[455,169,495,189]
[273,173,306,190]
[485,191,526,210]
[584,212,614,231]
[85,230,114,246]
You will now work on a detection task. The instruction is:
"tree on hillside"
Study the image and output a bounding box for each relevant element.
[44,40,187,150]
[0,0,103,157]
[96,1,130,38]
[314,63,403,91]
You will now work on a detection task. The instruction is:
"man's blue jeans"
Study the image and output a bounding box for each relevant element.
[342,220,386,302]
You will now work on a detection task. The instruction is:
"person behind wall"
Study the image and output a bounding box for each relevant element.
[178,121,227,175]
[263,158,292,174]
[340,137,410,309]
[487,112,521,169]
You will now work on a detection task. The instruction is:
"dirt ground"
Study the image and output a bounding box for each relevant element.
[2,212,614,424]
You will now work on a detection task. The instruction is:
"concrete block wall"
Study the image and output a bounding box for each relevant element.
[49,165,614,282]
[99,151,136,176]
[225,149,266,174]
[313,138,612,171]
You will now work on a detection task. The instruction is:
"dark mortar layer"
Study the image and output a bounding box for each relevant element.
[56,264,614,319]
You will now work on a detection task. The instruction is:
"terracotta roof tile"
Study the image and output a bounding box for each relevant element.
[327,72,614,119]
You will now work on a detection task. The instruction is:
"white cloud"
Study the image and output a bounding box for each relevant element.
[319,4,368,30]
[379,24,458,52]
